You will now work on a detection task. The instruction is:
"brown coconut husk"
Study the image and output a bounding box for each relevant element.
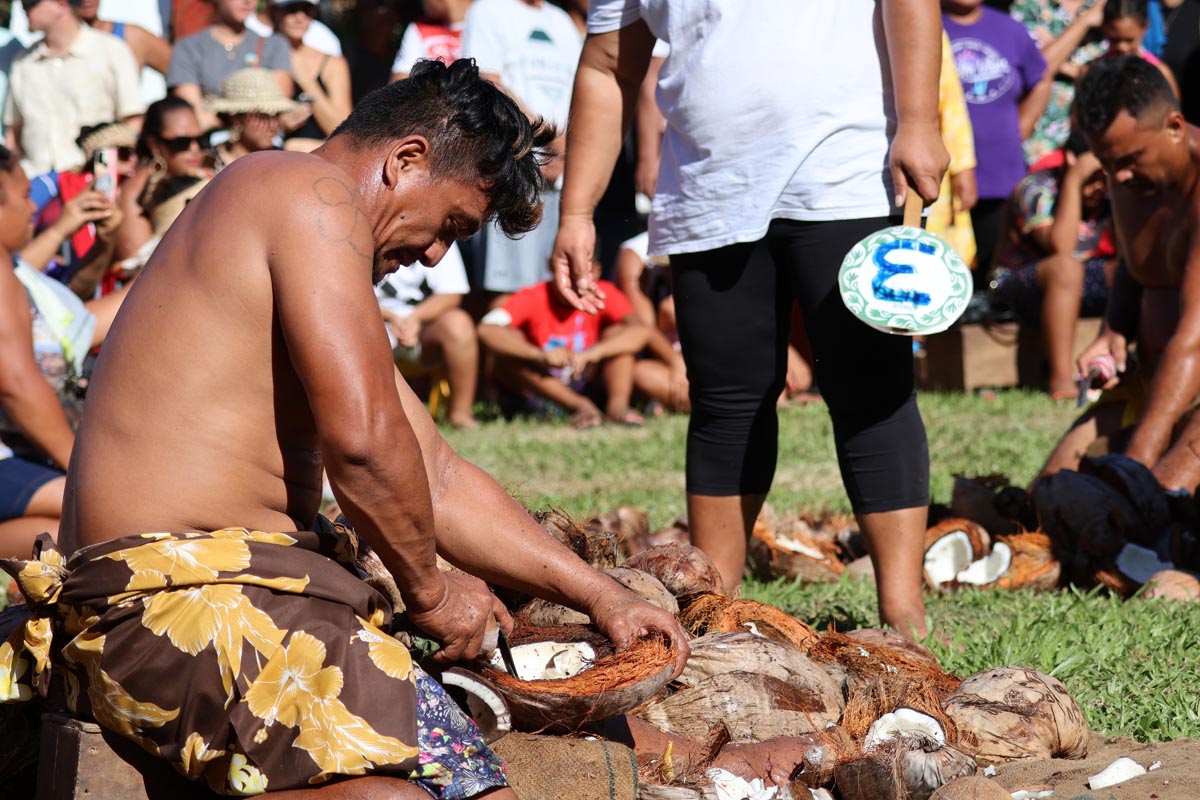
[627,526,691,557]
[941,666,1088,767]
[677,594,819,653]
[924,519,990,560]
[844,629,943,673]
[533,508,620,568]
[991,532,1062,591]
[679,631,838,692]
[482,632,677,733]
[836,738,977,800]
[519,566,680,627]
[748,511,845,583]
[840,676,958,745]
[1092,563,1141,597]
[950,475,1021,536]
[637,671,843,743]
[808,631,960,699]
[929,775,1013,799]
[587,505,650,554]
[625,543,725,598]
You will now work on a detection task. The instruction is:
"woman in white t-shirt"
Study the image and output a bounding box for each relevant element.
[551,0,949,638]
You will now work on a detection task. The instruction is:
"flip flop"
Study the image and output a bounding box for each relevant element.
[571,410,604,430]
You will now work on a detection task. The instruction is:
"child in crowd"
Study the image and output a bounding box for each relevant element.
[1095,0,1180,93]
[390,0,472,81]
[478,262,648,429]
[991,132,1115,400]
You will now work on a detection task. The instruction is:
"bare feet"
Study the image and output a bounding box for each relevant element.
[606,409,645,426]
[448,415,479,430]
[571,408,604,429]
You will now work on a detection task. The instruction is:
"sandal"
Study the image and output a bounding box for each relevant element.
[571,410,604,430]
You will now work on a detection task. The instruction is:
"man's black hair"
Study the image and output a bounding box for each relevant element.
[0,145,15,176]
[1073,54,1178,136]
[331,58,556,237]
[1103,0,1149,24]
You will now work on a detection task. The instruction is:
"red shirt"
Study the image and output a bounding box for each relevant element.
[503,280,634,352]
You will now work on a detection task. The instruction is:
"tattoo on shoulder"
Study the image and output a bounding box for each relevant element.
[313,176,372,262]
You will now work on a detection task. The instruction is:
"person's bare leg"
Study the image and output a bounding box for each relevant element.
[266,776,515,800]
[1153,409,1200,492]
[857,505,928,639]
[493,355,601,421]
[602,352,642,423]
[422,308,479,429]
[1036,401,1126,480]
[0,476,64,557]
[1036,255,1086,398]
[687,492,767,595]
[634,360,672,411]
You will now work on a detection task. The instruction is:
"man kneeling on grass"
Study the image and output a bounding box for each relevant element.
[478,263,649,429]
[0,59,687,799]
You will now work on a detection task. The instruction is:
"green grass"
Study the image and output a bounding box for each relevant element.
[446,390,1200,742]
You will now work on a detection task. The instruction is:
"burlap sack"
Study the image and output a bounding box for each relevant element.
[492,733,638,800]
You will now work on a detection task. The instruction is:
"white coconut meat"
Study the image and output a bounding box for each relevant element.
[487,641,596,680]
[774,529,833,562]
[956,542,1013,585]
[864,708,947,751]
[1088,757,1147,789]
[1116,543,1174,584]
[925,531,975,587]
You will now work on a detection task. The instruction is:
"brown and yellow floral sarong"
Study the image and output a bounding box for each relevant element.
[0,525,506,797]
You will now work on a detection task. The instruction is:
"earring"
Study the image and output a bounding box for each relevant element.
[149,154,167,175]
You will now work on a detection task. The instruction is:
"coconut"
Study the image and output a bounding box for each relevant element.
[841,675,957,744]
[677,594,819,653]
[637,670,843,743]
[534,508,620,568]
[954,542,1012,586]
[587,504,650,553]
[1138,568,1200,601]
[521,566,678,627]
[925,519,990,562]
[992,533,1061,591]
[748,507,847,583]
[844,629,943,674]
[808,631,960,699]
[836,715,977,800]
[679,631,837,692]
[928,776,1012,800]
[481,630,678,732]
[950,475,1021,536]
[625,544,725,598]
[941,666,1088,766]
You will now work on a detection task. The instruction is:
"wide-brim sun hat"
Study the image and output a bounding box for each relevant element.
[78,122,138,162]
[206,68,301,115]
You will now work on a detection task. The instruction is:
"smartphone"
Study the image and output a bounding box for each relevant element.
[92,147,120,200]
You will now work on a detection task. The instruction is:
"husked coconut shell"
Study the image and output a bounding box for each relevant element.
[637,671,843,743]
[679,631,836,691]
[626,525,691,557]
[845,629,943,673]
[925,519,990,561]
[521,597,590,627]
[677,594,819,653]
[587,504,650,552]
[928,775,1012,799]
[941,666,1088,766]
[533,508,620,568]
[954,542,1013,587]
[1092,563,1141,597]
[1138,568,1200,601]
[809,631,960,698]
[482,633,678,733]
[625,544,725,598]
[748,506,847,583]
[778,726,858,790]
[604,567,680,615]
[841,675,957,743]
[951,476,1020,536]
[992,533,1061,591]
[835,738,976,800]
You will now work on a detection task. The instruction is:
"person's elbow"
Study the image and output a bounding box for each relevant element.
[318,408,404,474]
[0,357,47,407]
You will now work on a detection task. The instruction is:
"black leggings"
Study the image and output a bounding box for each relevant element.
[671,218,929,514]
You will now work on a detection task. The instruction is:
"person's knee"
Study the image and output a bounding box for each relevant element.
[427,308,479,357]
[1037,254,1084,291]
[23,476,65,518]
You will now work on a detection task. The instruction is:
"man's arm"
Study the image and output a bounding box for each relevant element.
[1038,1,1103,79]
[477,318,552,364]
[882,0,950,205]
[551,21,656,313]
[1125,210,1200,466]
[578,317,649,363]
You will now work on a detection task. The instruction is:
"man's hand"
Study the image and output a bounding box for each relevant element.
[668,358,690,412]
[586,585,690,678]
[1077,327,1128,390]
[550,212,606,314]
[56,190,116,237]
[1081,0,1105,29]
[634,156,658,198]
[94,196,125,239]
[407,572,514,664]
[542,347,571,369]
[889,121,950,208]
[1065,150,1102,185]
[389,316,421,349]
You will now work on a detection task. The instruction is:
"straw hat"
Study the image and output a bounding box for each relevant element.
[207,68,300,115]
[78,122,137,162]
[150,177,210,234]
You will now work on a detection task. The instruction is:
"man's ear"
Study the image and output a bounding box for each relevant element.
[1164,109,1186,144]
[383,135,432,188]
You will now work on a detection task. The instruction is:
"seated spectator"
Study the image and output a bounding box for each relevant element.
[389,0,472,81]
[271,0,352,153]
[23,185,124,301]
[73,0,172,78]
[377,242,479,429]
[208,68,301,168]
[991,132,1116,399]
[478,266,648,428]
[245,0,344,57]
[0,146,130,556]
[118,173,211,272]
[166,0,291,133]
[1094,0,1181,94]
[114,96,211,263]
[4,0,144,177]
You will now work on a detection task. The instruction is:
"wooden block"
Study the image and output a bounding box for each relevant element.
[920,322,1020,391]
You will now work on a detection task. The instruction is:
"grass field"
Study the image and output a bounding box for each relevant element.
[445,390,1200,742]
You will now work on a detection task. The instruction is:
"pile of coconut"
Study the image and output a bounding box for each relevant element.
[432,510,1095,800]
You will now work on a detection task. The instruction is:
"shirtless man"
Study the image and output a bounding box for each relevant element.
[1040,56,1200,490]
[18,59,689,799]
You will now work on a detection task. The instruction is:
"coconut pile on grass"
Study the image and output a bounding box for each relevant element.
[429,508,1097,798]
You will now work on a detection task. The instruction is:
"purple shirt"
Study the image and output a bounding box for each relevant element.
[943,8,1046,200]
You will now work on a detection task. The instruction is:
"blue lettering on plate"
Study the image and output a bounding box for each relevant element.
[871,240,933,307]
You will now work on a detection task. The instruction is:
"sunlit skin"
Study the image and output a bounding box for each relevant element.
[150,108,207,176]
[1087,108,1193,199]
[215,0,255,26]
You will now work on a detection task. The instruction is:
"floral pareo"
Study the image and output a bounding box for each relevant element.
[1010,0,1105,164]
[0,524,507,798]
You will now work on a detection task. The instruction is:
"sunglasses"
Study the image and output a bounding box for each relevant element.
[158,135,207,154]
[274,2,317,16]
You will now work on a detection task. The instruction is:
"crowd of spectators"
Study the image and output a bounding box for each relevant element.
[3,0,1200,542]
